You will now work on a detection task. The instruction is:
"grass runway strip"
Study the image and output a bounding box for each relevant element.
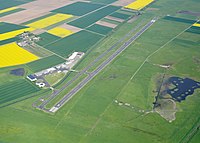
[0,43,38,68]
[125,0,154,10]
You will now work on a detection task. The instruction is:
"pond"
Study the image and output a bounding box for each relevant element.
[167,77,200,102]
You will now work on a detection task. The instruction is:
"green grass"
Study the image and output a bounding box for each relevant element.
[190,129,200,143]
[163,16,197,24]
[26,55,65,73]
[45,30,104,57]
[0,22,28,34]
[0,0,200,143]
[0,79,40,105]
[86,24,113,35]
[68,5,121,28]
[51,2,104,16]
[44,72,66,86]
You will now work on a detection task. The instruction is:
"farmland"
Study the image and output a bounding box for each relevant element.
[45,30,104,57]
[68,5,121,28]
[0,79,40,106]
[125,0,154,10]
[27,14,73,29]
[0,0,200,143]
[51,2,104,16]
[0,43,38,68]
[26,55,65,73]
[47,27,73,38]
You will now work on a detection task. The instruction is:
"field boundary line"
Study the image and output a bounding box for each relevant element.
[129,23,193,81]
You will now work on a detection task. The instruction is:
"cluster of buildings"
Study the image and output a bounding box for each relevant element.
[27,52,85,88]
[17,31,40,47]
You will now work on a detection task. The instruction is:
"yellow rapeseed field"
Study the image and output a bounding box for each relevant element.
[0,27,35,41]
[0,7,18,14]
[48,27,73,37]
[0,43,38,68]
[125,0,154,10]
[27,14,73,29]
[193,23,200,27]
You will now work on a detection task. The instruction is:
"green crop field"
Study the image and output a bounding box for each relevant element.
[45,30,104,57]
[0,22,28,34]
[86,24,113,35]
[68,5,121,28]
[186,26,200,34]
[0,37,18,46]
[110,12,131,20]
[36,32,61,46]
[90,0,117,4]
[26,55,65,73]
[51,2,104,16]
[0,0,33,10]
[0,8,25,18]
[163,16,197,24]
[0,79,40,106]
[0,0,200,143]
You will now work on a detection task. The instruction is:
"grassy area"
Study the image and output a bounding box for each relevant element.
[0,0,200,143]
[44,72,66,86]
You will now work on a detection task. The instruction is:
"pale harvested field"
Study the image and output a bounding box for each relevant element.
[32,29,46,35]
[96,20,117,28]
[105,16,125,23]
[59,23,82,33]
[113,0,136,6]
[0,0,77,24]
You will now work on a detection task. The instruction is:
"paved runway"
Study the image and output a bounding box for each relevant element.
[52,18,157,111]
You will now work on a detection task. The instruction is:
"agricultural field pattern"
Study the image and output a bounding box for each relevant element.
[0,0,200,143]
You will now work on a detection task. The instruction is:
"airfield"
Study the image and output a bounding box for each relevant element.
[0,0,200,143]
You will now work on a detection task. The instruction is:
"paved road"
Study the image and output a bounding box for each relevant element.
[53,18,157,111]
[36,19,144,109]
